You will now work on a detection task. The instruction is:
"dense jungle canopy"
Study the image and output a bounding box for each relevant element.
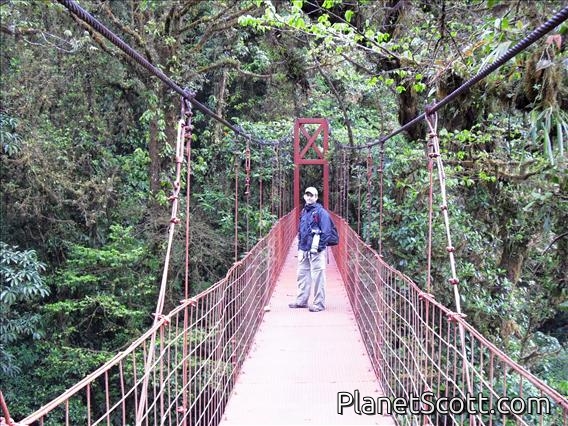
[1,0,567,418]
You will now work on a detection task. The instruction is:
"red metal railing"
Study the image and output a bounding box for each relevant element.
[10,210,568,425]
[331,212,568,426]
[15,211,297,426]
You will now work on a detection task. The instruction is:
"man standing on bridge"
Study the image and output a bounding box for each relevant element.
[289,186,333,313]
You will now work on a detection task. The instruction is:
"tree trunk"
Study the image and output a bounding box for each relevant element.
[498,240,528,285]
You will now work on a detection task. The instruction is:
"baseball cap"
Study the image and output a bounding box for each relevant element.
[304,187,318,196]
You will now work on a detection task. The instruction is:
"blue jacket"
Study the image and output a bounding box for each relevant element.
[298,203,332,252]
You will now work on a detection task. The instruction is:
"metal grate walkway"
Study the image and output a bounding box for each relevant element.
[220,242,395,425]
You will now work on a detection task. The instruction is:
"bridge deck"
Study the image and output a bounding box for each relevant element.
[220,243,395,425]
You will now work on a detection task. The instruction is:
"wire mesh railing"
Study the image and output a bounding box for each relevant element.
[15,211,297,426]
[332,212,568,426]
[12,209,568,426]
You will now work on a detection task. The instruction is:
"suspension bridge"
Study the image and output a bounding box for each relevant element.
[6,115,568,426]
[2,1,568,425]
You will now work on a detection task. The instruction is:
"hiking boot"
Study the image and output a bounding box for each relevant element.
[309,305,325,312]
[288,303,308,309]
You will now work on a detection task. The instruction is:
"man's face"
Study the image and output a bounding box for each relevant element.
[304,191,317,205]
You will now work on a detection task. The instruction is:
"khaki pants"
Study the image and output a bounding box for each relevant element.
[294,250,326,309]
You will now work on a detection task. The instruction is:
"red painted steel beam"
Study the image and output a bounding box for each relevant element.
[294,118,330,212]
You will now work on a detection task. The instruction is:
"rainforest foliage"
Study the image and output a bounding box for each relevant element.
[1,0,567,417]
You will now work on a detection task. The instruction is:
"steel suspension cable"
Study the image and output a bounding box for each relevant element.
[259,151,264,238]
[245,139,251,251]
[341,149,348,218]
[181,99,193,301]
[0,391,14,426]
[377,141,385,257]
[234,153,239,262]
[277,145,283,218]
[136,104,190,423]
[365,147,373,244]
[338,5,568,151]
[426,129,435,294]
[181,98,193,417]
[356,167,362,235]
[56,0,281,148]
[424,113,462,313]
[424,112,474,399]
[339,152,344,217]
[271,146,277,218]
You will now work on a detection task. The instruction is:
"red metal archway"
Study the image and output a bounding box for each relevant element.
[293,118,329,213]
